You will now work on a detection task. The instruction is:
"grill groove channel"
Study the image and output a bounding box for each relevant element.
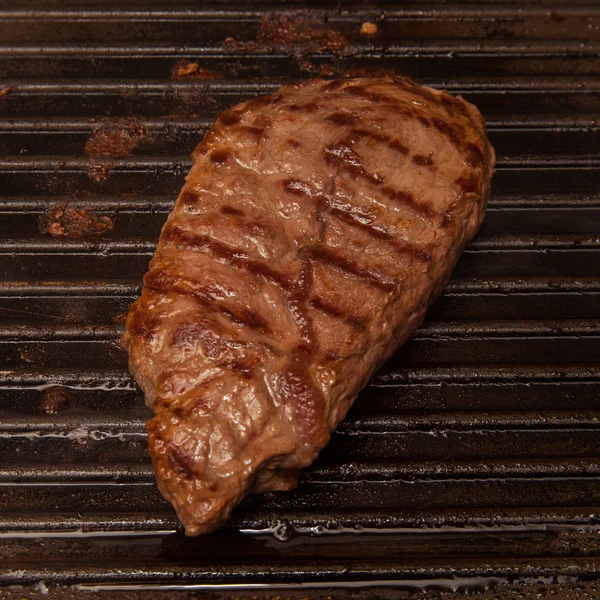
[0,2,600,597]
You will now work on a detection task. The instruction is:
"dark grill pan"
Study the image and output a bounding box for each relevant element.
[1,1,600,598]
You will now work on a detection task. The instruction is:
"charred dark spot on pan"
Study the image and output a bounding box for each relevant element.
[326,112,357,126]
[309,246,396,291]
[210,149,234,164]
[39,386,73,415]
[85,117,146,157]
[282,178,312,196]
[456,175,481,194]
[324,143,383,186]
[412,153,434,167]
[168,445,195,478]
[466,142,485,167]
[39,202,114,238]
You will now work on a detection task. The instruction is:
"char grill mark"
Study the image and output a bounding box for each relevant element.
[324,141,384,186]
[288,254,318,354]
[310,296,367,331]
[308,245,397,291]
[162,225,292,290]
[322,133,434,220]
[144,269,271,333]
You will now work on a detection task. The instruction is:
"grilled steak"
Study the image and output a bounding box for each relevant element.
[123,77,495,535]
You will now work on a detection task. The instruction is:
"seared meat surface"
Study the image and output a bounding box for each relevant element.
[123,77,495,535]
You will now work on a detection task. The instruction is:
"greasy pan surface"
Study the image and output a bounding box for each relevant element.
[0,1,599,598]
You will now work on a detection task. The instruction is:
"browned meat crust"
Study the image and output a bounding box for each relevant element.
[123,77,495,535]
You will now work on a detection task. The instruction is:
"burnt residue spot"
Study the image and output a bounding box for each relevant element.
[85,117,146,157]
[171,60,224,80]
[39,386,73,415]
[223,13,348,66]
[257,13,348,53]
[20,345,44,367]
[39,203,114,238]
[412,153,434,167]
[221,205,245,217]
[87,162,110,182]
